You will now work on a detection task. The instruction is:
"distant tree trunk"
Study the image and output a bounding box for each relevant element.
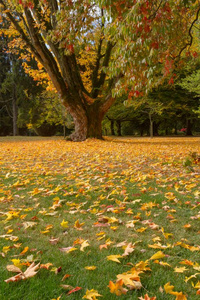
[174,121,178,135]
[149,113,153,138]
[153,122,159,136]
[116,120,122,136]
[12,84,18,136]
[140,127,144,137]
[111,120,115,135]
[186,118,193,136]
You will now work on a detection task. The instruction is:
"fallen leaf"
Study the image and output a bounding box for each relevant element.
[80,240,90,252]
[5,262,40,283]
[84,266,96,270]
[107,255,122,263]
[108,279,127,296]
[149,251,165,260]
[60,219,68,228]
[6,265,22,273]
[67,286,82,295]
[174,266,188,273]
[82,289,102,299]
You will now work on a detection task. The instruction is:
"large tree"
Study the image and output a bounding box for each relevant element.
[0,0,199,141]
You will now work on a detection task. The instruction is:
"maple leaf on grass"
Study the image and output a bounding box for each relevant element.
[82,289,102,300]
[5,262,40,283]
[67,286,82,295]
[138,294,156,300]
[164,282,187,299]
[108,279,128,296]
[107,255,122,263]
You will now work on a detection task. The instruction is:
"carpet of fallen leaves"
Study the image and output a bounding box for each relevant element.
[0,136,200,300]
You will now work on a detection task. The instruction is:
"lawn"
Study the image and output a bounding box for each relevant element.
[0,136,200,300]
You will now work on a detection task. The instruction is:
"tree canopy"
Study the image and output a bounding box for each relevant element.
[0,0,200,140]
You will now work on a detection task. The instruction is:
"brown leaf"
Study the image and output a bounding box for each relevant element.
[6,265,22,273]
[49,237,60,245]
[5,262,40,283]
[23,262,40,279]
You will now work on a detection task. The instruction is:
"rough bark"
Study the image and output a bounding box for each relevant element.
[64,100,106,141]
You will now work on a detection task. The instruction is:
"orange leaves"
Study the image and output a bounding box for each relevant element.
[139,294,156,300]
[108,266,143,296]
[108,279,127,295]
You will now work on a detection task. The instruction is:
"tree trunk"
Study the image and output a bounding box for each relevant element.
[111,120,115,135]
[117,120,122,136]
[186,118,193,136]
[149,113,153,138]
[12,84,19,136]
[87,103,104,139]
[65,101,105,141]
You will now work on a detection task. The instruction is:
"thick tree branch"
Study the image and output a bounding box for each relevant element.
[23,7,68,98]
[0,0,43,63]
[91,41,114,99]
[91,8,105,97]
[175,5,200,60]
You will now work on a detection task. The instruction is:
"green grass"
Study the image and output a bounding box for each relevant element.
[0,136,200,299]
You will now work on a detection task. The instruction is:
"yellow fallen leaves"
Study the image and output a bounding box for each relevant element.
[0,137,200,299]
[60,219,68,228]
[107,254,122,263]
[149,251,165,260]
[82,289,102,300]
[84,266,96,270]
[164,282,187,300]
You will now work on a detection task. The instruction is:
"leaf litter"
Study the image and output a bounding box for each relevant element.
[0,136,199,299]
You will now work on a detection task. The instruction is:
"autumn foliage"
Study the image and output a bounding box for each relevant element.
[0,0,200,140]
[0,136,200,299]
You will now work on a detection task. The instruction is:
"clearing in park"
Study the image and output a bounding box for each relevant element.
[0,136,200,300]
